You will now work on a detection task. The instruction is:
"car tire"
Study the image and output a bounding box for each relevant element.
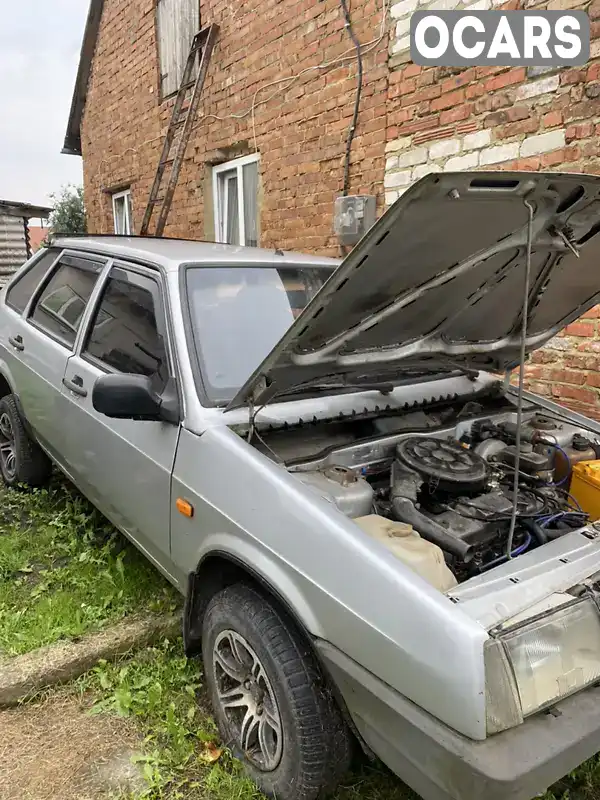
[202,583,352,800]
[0,394,51,488]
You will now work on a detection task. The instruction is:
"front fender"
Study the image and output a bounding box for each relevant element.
[193,533,326,637]
[171,425,489,740]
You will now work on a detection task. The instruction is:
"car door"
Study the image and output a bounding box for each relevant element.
[60,261,179,568]
[1,250,106,469]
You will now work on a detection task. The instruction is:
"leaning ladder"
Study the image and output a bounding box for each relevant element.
[140,24,218,237]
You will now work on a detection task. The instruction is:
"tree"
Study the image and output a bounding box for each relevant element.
[48,185,87,237]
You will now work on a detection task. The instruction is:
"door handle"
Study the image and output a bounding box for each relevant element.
[62,375,88,398]
[8,335,24,352]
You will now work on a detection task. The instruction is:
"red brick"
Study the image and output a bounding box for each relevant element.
[430,89,465,112]
[561,69,587,85]
[542,111,563,128]
[440,105,473,125]
[495,117,539,139]
[548,369,586,385]
[540,149,566,167]
[514,157,541,170]
[566,121,594,141]
[484,68,526,93]
[588,62,600,80]
[440,69,476,93]
[551,385,597,404]
[531,350,559,364]
[565,321,596,337]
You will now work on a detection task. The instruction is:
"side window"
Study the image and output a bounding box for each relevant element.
[83,268,168,390]
[5,249,60,314]
[30,256,103,347]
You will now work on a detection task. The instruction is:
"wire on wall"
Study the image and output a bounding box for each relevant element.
[340,0,364,197]
[94,0,388,223]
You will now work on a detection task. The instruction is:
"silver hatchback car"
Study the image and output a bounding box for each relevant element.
[2,171,600,800]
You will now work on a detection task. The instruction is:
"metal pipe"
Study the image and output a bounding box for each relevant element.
[391,494,473,562]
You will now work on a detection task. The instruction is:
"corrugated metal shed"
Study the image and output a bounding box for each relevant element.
[0,200,52,287]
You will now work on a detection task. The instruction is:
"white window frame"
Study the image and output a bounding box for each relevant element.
[212,154,260,246]
[112,189,133,235]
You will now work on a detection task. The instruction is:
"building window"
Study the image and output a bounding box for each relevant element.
[213,155,259,247]
[156,0,200,98]
[112,190,133,235]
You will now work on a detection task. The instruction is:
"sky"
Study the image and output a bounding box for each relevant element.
[0,2,89,209]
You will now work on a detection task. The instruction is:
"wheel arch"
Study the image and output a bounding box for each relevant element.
[183,550,370,756]
[0,367,36,442]
[183,550,321,658]
[0,368,14,401]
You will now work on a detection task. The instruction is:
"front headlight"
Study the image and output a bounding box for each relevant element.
[485,598,600,734]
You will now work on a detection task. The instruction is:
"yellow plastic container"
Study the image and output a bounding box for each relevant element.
[570,461,600,521]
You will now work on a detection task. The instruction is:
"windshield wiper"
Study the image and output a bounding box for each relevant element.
[283,381,395,397]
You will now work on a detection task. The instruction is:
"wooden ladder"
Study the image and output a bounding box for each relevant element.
[140,24,218,237]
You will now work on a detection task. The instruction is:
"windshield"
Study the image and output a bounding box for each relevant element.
[185,265,334,404]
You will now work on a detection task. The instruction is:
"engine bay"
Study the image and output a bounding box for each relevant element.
[275,399,600,586]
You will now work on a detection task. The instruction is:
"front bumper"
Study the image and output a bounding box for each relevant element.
[317,640,600,800]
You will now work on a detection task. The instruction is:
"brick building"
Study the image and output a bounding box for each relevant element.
[65,0,600,416]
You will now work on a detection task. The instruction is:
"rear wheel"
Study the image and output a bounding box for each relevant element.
[202,583,352,800]
[0,395,51,488]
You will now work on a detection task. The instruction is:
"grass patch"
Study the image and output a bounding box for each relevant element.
[76,639,418,800]
[3,479,600,799]
[0,478,178,656]
[77,640,600,800]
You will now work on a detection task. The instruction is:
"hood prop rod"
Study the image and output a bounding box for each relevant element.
[506,198,535,560]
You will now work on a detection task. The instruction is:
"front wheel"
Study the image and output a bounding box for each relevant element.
[202,583,352,800]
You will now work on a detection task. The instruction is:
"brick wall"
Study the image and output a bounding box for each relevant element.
[80,0,600,417]
[385,2,600,205]
[384,0,600,418]
[81,0,389,255]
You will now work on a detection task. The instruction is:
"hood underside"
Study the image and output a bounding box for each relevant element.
[228,171,600,409]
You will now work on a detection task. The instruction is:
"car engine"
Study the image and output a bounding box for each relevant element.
[376,414,598,580]
[285,406,600,584]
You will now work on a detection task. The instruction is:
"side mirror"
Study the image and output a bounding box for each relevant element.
[92,374,180,423]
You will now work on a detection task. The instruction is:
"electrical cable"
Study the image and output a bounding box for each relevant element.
[554,487,584,513]
[95,0,389,202]
[546,441,572,487]
[339,0,364,197]
[506,198,535,559]
[484,532,532,571]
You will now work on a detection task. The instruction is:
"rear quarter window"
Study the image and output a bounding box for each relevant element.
[4,249,60,314]
[29,256,103,348]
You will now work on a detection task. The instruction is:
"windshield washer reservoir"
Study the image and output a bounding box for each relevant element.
[295,466,374,518]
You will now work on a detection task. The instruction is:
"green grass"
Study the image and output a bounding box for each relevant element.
[78,639,600,800]
[3,478,600,799]
[77,638,419,800]
[0,478,178,656]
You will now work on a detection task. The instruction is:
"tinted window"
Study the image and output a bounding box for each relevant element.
[30,256,103,347]
[5,249,59,314]
[83,268,168,390]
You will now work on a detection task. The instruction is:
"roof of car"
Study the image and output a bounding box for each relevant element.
[52,235,341,272]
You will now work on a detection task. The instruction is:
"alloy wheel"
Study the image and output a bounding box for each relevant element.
[213,629,283,771]
[0,412,16,479]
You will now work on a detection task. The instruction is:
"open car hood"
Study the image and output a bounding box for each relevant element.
[227,171,600,409]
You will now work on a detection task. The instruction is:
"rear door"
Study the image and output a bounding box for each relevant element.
[60,261,179,569]
[3,250,106,468]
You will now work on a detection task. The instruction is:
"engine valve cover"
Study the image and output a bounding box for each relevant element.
[396,436,488,493]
